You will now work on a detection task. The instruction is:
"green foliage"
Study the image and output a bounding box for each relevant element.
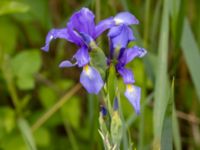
[0,1,29,15]
[0,0,200,149]
[11,50,42,90]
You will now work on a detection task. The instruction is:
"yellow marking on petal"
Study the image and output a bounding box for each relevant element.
[83,64,92,77]
[127,84,134,92]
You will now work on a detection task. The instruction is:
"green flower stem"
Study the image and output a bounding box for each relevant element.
[31,83,81,132]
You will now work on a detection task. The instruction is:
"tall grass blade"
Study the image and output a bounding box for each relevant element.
[181,18,200,101]
[18,118,37,150]
[153,0,170,148]
[161,79,175,150]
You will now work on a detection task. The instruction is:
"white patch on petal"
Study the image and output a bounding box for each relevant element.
[114,18,124,25]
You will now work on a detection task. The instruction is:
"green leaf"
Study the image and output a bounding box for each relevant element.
[181,18,200,101]
[18,118,37,150]
[60,97,81,129]
[0,18,17,54]
[107,63,117,102]
[153,0,170,148]
[0,1,29,15]
[161,79,174,150]
[172,107,182,150]
[90,47,107,79]
[33,127,50,147]
[11,49,41,90]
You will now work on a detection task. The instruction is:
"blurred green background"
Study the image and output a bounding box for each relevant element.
[0,0,200,149]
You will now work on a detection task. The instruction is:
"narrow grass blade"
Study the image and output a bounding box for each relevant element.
[153,0,170,148]
[172,107,182,150]
[161,79,175,150]
[181,18,200,101]
[18,118,37,150]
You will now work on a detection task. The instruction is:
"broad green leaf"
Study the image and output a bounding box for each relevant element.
[0,1,29,15]
[38,86,57,109]
[16,75,34,90]
[153,0,170,148]
[181,18,200,101]
[0,18,17,54]
[11,49,41,90]
[18,118,37,150]
[33,127,50,147]
[0,107,15,137]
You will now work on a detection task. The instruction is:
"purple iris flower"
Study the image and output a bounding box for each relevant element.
[116,46,147,114]
[107,12,146,114]
[41,8,111,94]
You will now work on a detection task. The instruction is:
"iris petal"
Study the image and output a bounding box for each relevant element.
[80,65,104,94]
[120,46,147,65]
[124,84,141,114]
[41,28,72,52]
[59,60,77,68]
[108,25,130,49]
[114,12,139,25]
[69,7,95,37]
[117,67,135,84]
[73,46,90,67]
[95,17,115,38]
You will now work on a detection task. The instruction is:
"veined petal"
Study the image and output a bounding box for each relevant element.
[114,12,139,25]
[67,22,84,46]
[117,67,135,84]
[80,65,104,94]
[69,7,95,37]
[108,25,130,49]
[120,45,147,65]
[78,32,95,46]
[74,46,90,67]
[41,28,72,52]
[95,17,115,38]
[59,60,77,68]
[124,84,141,114]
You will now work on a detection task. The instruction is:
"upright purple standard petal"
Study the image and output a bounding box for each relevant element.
[124,84,141,114]
[108,24,131,49]
[80,65,104,94]
[95,17,115,38]
[41,28,72,52]
[114,12,139,25]
[73,46,90,67]
[69,7,95,37]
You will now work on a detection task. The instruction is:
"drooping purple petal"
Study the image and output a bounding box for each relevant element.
[124,84,141,114]
[114,12,139,25]
[80,65,104,94]
[59,60,77,68]
[41,28,72,52]
[117,67,135,84]
[120,46,147,65]
[95,17,115,38]
[69,7,95,37]
[108,24,130,49]
[73,46,90,67]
